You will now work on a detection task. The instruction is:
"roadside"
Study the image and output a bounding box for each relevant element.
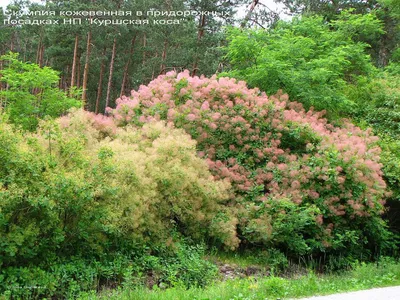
[85,258,400,300]
[298,285,400,300]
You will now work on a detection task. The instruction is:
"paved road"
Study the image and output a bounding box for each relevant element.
[298,285,400,300]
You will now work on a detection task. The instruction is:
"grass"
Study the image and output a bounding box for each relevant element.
[205,248,287,269]
[78,257,400,300]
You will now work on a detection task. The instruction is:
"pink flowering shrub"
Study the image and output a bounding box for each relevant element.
[109,71,392,257]
[59,108,118,139]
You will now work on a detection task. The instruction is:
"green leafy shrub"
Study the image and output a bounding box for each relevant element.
[143,242,218,289]
[109,71,394,259]
[0,245,218,299]
[56,109,235,248]
[222,12,383,119]
[0,52,81,130]
[347,72,400,241]
[0,109,233,296]
[350,74,400,137]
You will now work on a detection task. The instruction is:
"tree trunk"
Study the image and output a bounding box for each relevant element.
[82,30,92,106]
[95,47,107,114]
[105,38,117,114]
[152,52,159,80]
[33,38,44,95]
[191,14,206,76]
[160,40,168,75]
[39,44,44,67]
[120,36,137,97]
[70,35,79,89]
[65,65,70,91]
[23,42,27,62]
[36,35,42,65]
[59,75,63,89]
[142,33,147,66]
[0,60,3,93]
[378,45,389,68]
[241,0,260,28]
[377,9,395,68]
[76,57,81,88]
[10,32,14,52]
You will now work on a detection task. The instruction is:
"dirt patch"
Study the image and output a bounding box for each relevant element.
[217,263,270,280]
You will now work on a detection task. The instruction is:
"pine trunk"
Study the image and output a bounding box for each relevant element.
[82,30,92,106]
[160,40,168,75]
[192,14,206,76]
[70,35,79,89]
[76,58,81,88]
[142,33,147,66]
[95,47,107,114]
[105,38,117,114]
[36,36,42,65]
[39,44,44,67]
[10,32,14,52]
[120,36,137,97]
[65,65,70,91]
[152,52,159,80]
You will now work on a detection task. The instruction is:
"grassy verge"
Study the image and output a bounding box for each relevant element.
[79,257,400,300]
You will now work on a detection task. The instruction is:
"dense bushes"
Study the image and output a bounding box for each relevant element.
[0,109,234,263]
[0,53,81,130]
[222,12,383,118]
[0,244,218,299]
[0,110,231,296]
[350,73,400,138]
[1,71,397,297]
[220,11,400,252]
[348,72,400,235]
[109,71,394,258]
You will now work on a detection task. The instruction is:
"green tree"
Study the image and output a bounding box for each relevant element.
[223,11,384,118]
[0,53,81,130]
[276,0,399,67]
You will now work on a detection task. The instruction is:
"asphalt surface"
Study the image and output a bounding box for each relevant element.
[298,285,400,300]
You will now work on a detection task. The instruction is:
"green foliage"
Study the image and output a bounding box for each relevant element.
[222,10,400,251]
[0,109,232,264]
[209,247,288,272]
[144,242,218,289]
[0,245,218,299]
[0,110,233,297]
[0,52,81,130]
[349,72,400,203]
[92,257,400,300]
[380,138,400,202]
[350,73,400,136]
[223,12,383,118]
[111,71,395,260]
[346,71,400,244]
[379,0,400,20]
[0,120,112,266]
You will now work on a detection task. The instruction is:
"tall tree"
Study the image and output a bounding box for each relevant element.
[187,0,245,75]
[82,29,92,104]
[105,38,117,113]
[160,40,168,75]
[70,35,79,89]
[191,13,206,76]
[276,0,399,66]
[95,47,107,114]
[142,33,147,66]
[120,35,137,97]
